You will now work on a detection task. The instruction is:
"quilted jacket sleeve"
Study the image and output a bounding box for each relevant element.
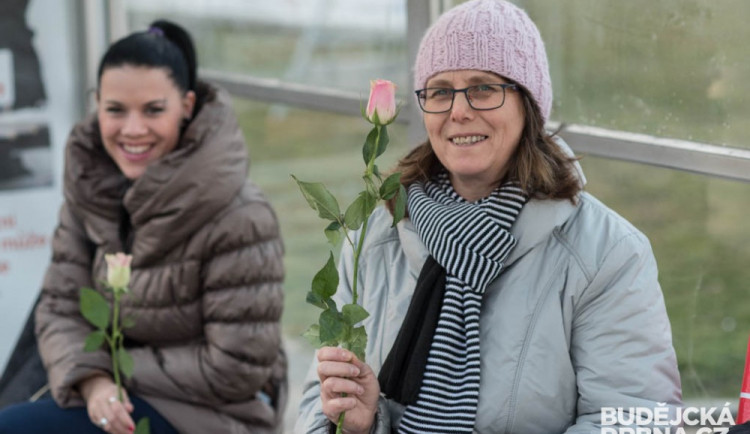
[564,233,682,433]
[35,202,111,407]
[126,192,285,406]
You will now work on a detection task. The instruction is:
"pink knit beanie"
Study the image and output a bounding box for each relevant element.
[414,0,552,121]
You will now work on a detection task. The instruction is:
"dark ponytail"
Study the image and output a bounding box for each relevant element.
[96,19,197,94]
[148,20,196,92]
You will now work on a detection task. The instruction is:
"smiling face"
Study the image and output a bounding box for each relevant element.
[97,65,195,180]
[423,69,525,201]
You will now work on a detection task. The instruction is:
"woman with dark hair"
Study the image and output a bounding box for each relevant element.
[296,1,681,433]
[0,20,286,434]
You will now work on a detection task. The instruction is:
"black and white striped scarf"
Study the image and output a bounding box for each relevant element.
[398,172,525,433]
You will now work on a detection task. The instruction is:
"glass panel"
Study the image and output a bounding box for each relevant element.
[230,96,410,423]
[233,97,408,335]
[125,0,409,93]
[580,155,750,400]
[235,94,750,405]
[446,0,750,149]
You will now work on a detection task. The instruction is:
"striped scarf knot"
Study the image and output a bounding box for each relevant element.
[398,173,525,433]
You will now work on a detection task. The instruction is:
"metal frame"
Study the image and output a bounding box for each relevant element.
[94,0,750,183]
[201,69,407,126]
[107,0,128,42]
[406,0,433,143]
[82,0,108,97]
[554,123,750,183]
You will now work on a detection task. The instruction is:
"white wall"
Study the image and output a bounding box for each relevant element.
[0,0,82,373]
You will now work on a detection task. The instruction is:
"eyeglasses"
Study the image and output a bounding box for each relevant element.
[414,83,518,113]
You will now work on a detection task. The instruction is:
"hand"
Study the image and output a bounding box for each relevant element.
[317,347,379,434]
[79,375,135,433]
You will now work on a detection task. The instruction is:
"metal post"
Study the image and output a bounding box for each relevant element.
[107,0,128,42]
[82,0,107,111]
[406,0,433,146]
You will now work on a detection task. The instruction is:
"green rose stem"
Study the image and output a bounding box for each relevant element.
[80,253,150,433]
[336,125,376,434]
[334,133,372,434]
[350,123,382,305]
[110,287,124,402]
[294,80,405,434]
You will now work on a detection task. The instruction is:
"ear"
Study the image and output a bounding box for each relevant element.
[182,90,196,119]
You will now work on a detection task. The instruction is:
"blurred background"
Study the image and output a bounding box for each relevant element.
[2,0,749,431]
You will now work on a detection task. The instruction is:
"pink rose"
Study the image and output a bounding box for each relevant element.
[366,79,397,125]
[105,252,132,289]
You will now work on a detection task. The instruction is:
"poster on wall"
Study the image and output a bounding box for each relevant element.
[0,0,80,374]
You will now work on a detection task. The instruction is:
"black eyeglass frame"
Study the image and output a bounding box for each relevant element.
[414,83,518,114]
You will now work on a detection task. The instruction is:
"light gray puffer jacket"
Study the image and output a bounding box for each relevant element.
[296,165,681,433]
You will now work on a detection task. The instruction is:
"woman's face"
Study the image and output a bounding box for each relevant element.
[97,65,195,180]
[423,70,525,201]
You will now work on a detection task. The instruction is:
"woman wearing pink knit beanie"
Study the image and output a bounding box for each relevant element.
[298,1,681,433]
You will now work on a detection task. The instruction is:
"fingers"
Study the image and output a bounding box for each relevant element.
[120,393,135,413]
[93,398,135,433]
[321,375,365,399]
[316,347,380,432]
[317,347,361,382]
[86,383,136,434]
[318,359,361,383]
[317,346,356,363]
[108,399,136,433]
[321,394,362,423]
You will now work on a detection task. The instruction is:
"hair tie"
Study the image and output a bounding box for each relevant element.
[147,26,164,37]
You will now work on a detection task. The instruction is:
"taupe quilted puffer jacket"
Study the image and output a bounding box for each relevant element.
[35,83,287,433]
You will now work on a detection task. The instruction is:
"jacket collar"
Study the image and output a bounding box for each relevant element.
[397,137,584,273]
[64,83,248,264]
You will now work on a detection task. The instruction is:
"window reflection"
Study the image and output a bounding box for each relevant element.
[230,96,410,335]
[126,0,408,92]
[124,0,750,406]
[581,155,750,399]
[448,0,750,149]
[230,96,410,427]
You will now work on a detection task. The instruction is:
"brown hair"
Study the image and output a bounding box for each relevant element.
[386,82,581,215]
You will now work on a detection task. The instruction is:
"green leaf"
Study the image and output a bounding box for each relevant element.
[292,176,341,221]
[121,316,136,329]
[360,99,368,121]
[324,297,338,312]
[342,303,369,325]
[312,252,339,299]
[375,125,389,159]
[344,191,378,231]
[363,173,374,189]
[134,417,150,434]
[324,221,342,246]
[80,287,110,330]
[83,330,106,352]
[392,185,407,227]
[302,324,322,347]
[372,164,382,181]
[379,172,402,200]
[364,190,378,217]
[362,127,379,166]
[319,310,345,344]
[344,194,366,231]
[118,347,135,379]
[348,326,368,362]
[306,291,327,310]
